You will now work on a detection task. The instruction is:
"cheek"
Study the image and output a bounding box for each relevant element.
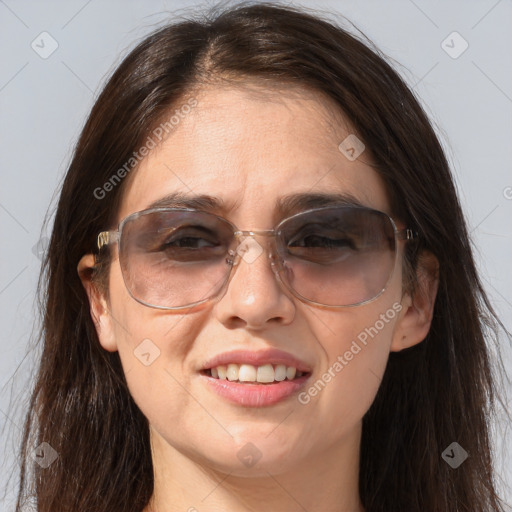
[106,262,214,436]
[112,308,206,442]
[301,297,401,434]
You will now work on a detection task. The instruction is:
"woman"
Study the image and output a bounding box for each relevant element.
[16,3,508,511]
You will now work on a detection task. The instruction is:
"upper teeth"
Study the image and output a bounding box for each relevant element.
[210,363,303,383]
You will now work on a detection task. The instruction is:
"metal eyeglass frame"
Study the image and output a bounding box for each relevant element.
[96,205,418,310]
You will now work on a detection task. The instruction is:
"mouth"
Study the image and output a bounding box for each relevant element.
[199,348,313,406]
[201,363,310,384]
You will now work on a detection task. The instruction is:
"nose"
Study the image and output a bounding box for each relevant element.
[213,234,296,330]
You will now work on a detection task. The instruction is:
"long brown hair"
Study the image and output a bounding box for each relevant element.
[14,2,508,511]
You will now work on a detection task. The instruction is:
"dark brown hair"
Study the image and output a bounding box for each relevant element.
[14,2,508,511]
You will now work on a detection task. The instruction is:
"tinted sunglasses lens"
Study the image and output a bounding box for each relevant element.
[119,210,234,308]
[278,207,396,306]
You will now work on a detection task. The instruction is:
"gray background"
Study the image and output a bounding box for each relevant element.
[1,0,511,510]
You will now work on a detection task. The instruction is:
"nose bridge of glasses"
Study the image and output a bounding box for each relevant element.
[230,229,282,268]
[234,229,276,237]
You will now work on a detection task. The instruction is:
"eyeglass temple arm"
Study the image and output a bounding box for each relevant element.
[97,231,120,250]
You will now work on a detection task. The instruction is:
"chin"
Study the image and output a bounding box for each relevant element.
[195,437,305,477]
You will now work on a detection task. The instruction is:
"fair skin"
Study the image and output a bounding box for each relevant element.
[79,82,438,512]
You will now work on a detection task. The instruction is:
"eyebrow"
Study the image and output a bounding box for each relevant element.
[145,191,368,219]
[278,191,367,215]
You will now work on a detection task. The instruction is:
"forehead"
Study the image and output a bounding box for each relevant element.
[117,83,390,225]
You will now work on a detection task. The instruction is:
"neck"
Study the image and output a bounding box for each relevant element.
[144,424,365,512]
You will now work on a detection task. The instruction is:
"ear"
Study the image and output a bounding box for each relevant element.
[77,254,118,352]
[391,251,439,352]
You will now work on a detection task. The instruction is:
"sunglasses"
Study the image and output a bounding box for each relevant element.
[96,205,417,310]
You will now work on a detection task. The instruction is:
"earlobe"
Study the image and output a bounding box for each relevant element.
[77,254,118,352]
[390,251,439,352]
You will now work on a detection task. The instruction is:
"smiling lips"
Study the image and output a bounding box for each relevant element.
[200,349,312,406]
[207,363,305,383]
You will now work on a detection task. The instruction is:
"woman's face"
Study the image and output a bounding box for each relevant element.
[92,83,415,477]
